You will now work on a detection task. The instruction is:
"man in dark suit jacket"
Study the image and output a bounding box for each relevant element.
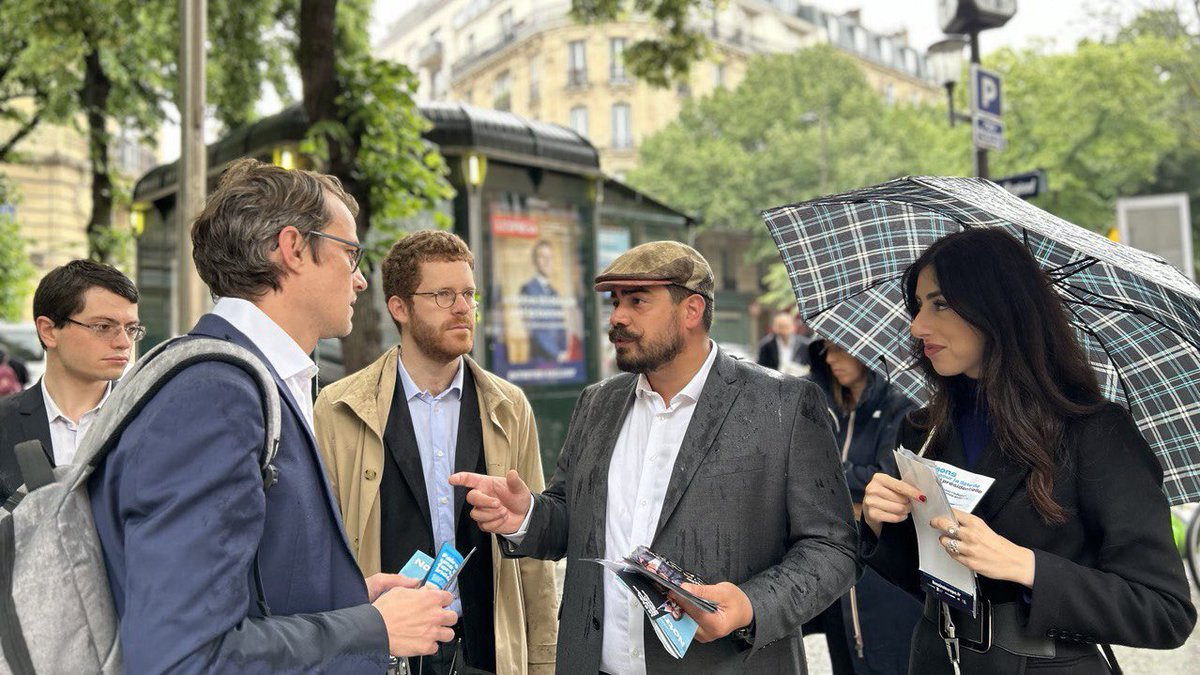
[0,386,50,503]
[519,240,568,364]
[454,241,858,674]
[1,259,139,503]
[88,159,457,673]
[756,310,811,373]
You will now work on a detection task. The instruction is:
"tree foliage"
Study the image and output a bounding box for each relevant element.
[629,30,1197,305]
[0,178,35,321]
[985,37,1184,229]
[297,0,454,371]
[0,0,77,162]
[572,0,714,87]
[629,45,962,258]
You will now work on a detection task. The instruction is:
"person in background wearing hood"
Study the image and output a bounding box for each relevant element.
[803,338,921,675]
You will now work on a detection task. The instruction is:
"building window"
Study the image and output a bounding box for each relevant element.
[714,62,726,88]
[500,9,514,39]
[569,105,589,138]
[430,69,443,99]
[609,38,627,83]
[467,33,475,54]
[463,88,472,105]
[883,83,895,106]
[529,57,541,101]
[493,71,512,111]
[568,40,588,86]
[612,103,632,149]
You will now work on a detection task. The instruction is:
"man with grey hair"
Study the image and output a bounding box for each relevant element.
[89,158,457,672]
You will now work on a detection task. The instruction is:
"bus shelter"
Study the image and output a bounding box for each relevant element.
[131,103,694,472]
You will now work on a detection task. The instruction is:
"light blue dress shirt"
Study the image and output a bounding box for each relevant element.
[396,356,465,614]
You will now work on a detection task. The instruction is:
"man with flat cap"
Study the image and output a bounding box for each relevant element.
[452,241,859,674]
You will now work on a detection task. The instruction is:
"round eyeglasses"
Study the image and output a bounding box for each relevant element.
[411,289,478,309]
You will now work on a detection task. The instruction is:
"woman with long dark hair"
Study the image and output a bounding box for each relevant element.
[860,228,1195,674]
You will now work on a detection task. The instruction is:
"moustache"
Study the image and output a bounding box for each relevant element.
[609,326,640,343]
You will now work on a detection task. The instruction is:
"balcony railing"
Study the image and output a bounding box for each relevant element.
[418,40,444,70]
[567,68,588,88]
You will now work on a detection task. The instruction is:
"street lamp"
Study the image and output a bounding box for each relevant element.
[926,36,970,127]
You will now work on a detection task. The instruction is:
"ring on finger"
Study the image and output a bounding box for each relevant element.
[947,538,960,555]
[947,526,960,540]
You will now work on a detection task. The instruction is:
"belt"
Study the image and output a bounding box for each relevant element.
[923,596,1056,659]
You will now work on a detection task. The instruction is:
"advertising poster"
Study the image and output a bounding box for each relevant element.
[490,207,586,385]
[596,226,632,378]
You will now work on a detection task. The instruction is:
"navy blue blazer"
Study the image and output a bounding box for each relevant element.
[89,314,389,674]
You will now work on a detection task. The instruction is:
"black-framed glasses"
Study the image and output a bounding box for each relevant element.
[308,230,365,272]
[63,318,146,342]
[411,289,478,309]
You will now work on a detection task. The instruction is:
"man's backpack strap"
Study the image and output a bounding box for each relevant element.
[0,516,35,675]
[14,441,53,494]
[68,336,282,494]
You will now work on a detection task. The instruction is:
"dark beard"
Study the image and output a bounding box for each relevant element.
[611,321,684,374]
[409,311,472,363]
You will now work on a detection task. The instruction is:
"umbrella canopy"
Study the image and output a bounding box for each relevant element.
[763,175,1200,505]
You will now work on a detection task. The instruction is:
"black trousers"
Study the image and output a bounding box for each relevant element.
[411,621,495,675]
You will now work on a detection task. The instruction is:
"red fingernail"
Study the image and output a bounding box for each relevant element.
[918,495,927,503]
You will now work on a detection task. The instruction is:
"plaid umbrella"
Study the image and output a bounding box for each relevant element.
[762,176,1200,505]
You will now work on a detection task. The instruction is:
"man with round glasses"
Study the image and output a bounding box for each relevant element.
[315,229,560,675]
[0,259,139,503]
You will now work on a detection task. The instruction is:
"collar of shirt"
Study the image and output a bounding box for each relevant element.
[633,339,719,412]
[42,379,112,426]
[210,297,318,383]
[396,354,464,404]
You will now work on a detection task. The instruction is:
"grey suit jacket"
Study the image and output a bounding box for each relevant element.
[508,349,859,674]
[0,383,53,503]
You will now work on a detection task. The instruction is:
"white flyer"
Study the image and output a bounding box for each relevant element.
[893,446,995,616]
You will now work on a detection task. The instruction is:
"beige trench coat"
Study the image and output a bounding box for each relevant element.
[313,348,558,675]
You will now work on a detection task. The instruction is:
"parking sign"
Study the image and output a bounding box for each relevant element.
[971,65,1002,117]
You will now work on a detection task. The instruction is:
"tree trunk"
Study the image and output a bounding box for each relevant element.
[82,47,114,262]
[298,0,382,373]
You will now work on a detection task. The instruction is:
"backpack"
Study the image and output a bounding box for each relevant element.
[0,337,281,674]
[0,355,20,397]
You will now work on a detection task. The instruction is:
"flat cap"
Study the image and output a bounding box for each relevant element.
[594,240,714,299]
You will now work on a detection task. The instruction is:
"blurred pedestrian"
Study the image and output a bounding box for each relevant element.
[803,338,920,674]
[314,230,559,674]
[757,309,811,376]
[89,158,457,672]
[861,228,1195,674]
[0,260,138,504]
[451,241,859,674]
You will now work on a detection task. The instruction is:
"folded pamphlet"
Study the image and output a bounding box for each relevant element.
[399,543,476,591]
[590,546,715,658]
[893,447,994,617]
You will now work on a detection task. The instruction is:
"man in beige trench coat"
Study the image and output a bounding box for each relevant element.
[315,230,558,674]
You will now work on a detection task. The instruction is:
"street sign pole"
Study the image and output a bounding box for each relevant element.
[970,31,988,179]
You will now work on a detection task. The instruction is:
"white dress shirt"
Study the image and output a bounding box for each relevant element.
[42,381,111,466]
[600,340,719,675]
[776,335,795,371]
[211,297,320,432]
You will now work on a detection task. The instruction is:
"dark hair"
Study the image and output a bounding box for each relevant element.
[381,230,475,336]
[33,259,138,347]
[191,158,359,300]
[902,228,1104,524]
[666,284,714,331]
